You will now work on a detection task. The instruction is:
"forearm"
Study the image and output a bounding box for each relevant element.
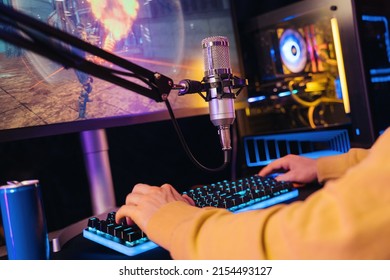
[316,148,370,183]
[147,201,284,259]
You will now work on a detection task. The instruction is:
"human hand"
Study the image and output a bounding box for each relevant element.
[115,183,195,232]
[258,154,318,184]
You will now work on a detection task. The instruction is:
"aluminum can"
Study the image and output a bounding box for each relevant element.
[0,180,49,259]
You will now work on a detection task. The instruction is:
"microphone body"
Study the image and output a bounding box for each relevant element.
[202,36,235,151]
[174,36,247,152]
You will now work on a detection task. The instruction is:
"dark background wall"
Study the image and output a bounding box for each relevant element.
[0,0,301,233]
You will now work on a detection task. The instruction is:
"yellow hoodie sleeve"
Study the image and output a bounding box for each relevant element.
[317,148,370,183]
[146,129,390,260]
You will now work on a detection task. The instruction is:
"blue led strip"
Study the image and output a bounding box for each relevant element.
[83,228,159,256]
[371,75,390,83]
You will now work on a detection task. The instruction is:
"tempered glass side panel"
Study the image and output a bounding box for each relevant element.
[235,0,382,148]
[239,1,351,138]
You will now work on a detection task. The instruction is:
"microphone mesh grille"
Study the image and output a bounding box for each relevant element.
[202,36,231,75]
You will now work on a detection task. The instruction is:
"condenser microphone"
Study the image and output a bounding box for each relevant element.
[202,36,235,151]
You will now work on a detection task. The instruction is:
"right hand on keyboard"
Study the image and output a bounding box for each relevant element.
[258,154,318,185]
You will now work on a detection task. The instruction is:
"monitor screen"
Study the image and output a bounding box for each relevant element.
[0,0,243,142]
[355,0,390,136]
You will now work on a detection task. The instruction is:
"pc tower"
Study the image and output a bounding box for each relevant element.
[235,0,390,173]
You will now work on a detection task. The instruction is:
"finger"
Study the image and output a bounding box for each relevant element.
[131,183,156,194]
[125,192,145,206]
[161,183,183,201]
[258,165,272,177]
[274,172,295,182]
[182,194,196,206]
[115,204,137,224]
[125,183,163,205]
[275,171,306,184]
[259,161,284,177]
[160,183,175,191]
[259,156,295,177]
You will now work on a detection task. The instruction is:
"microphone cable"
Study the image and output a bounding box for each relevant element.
[164,99,231,173]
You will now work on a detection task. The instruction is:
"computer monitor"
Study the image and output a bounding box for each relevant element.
[354,0,390,138]
[0,0,244,143]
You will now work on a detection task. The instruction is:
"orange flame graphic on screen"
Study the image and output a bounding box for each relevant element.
[87,0,140,42]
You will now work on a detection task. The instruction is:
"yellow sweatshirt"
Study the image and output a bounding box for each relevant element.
[147,129,390,259]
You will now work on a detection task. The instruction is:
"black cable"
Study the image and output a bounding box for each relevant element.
[164,99,231,173]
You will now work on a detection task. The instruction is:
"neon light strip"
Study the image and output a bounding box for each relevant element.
[331,17,350,114]
[278,91,291,97]
[248,96,266,103]
[370,68,390,75]
[371,75,390,83]
[304,26,317,73]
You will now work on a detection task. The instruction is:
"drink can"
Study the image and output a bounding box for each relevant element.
[0,180,49,259]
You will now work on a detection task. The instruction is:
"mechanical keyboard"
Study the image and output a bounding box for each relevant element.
[83,174,299,256]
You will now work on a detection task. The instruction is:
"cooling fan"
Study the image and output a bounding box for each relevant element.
[279,29,308,73]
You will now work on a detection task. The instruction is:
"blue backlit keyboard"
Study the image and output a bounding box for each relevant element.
[83,175,299,256]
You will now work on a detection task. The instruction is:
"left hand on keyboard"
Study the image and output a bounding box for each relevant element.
[115,183,195,231]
